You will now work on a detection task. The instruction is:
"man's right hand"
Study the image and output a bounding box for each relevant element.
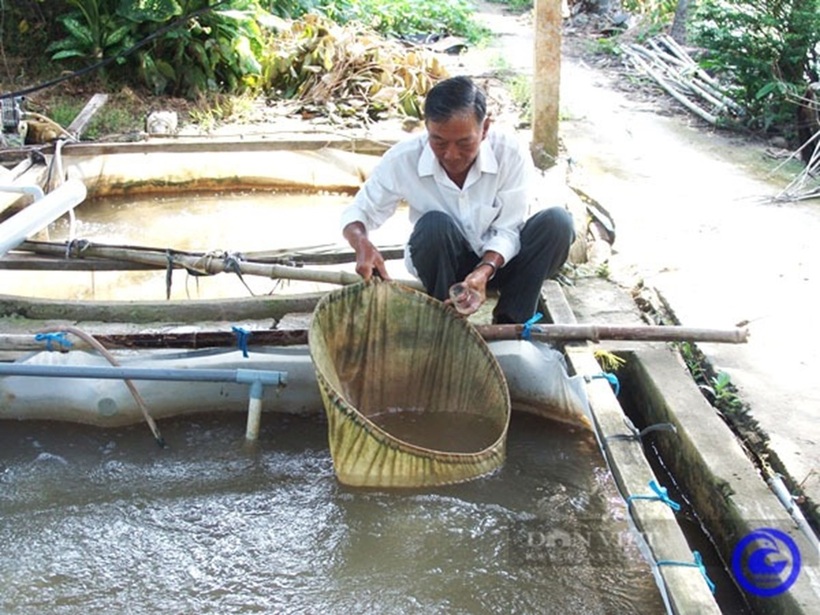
[343,221,391,281]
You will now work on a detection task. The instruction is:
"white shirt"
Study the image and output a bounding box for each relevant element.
[340,129,533,275]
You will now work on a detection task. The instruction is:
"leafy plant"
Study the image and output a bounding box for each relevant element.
[701,371,745,412]
[46,0,139,67]
[327,0,491,44]
[507,73,532,122]
[691,0,820,137]
[137,0,267,96]
[44,0,270,98]
[485,0,532,13]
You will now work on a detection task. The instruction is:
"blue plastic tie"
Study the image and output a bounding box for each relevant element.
[626,479,681,512]
[657,551,716,594]
[34,332,73,351]
[590,371,621,396]
[232,326,250,358]
[521,312,543,340]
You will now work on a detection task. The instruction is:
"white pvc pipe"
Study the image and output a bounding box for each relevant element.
[767,473,820,554]
[0,184,45,201]
[0,178,86,257]
[245,379,264,441]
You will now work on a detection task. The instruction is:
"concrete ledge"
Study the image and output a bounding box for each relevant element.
[548,278,820,612]
[543,281,721,614]
[622,346,819,613]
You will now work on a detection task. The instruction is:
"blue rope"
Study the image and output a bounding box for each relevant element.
[657,551,716,594]
[231,326,250,358]
[34,332,73,351]
[521,312,543,340]
[589,371,621,396]
[626,479,681,512]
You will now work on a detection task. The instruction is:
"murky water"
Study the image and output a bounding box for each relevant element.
[1,191,412,301]
[0,412,666,614]
[369,409,502,453]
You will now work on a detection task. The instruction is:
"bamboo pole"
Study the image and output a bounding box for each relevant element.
[0,292,326,323]
[11,240,418,289]
[0,321,749,352]
[476,322,749,344]
[13,239,406,269]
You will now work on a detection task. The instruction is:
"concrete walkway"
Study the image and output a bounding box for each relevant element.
[468,7,820,531]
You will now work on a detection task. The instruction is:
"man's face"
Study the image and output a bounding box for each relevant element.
[427,112,490,182]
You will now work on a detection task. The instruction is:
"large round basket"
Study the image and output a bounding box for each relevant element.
[308,280,511,488]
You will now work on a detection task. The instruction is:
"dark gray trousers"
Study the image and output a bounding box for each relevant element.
[408,208,575,323]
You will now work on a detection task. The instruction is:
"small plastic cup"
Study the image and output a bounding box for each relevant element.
[449,283,481,315]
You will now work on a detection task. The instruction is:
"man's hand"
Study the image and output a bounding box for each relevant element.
[343,221,391,281]
[444,253,503,316]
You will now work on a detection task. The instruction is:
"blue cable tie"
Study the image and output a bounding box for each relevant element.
[34,332,73,351]
[231,326,250,358]
[657,551,716,594]
[521,312,543,340]
[626,479,681,512]
[590,371,621,396]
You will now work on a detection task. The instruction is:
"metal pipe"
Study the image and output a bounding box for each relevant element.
[0,362,287,386]
[0,178,86,257]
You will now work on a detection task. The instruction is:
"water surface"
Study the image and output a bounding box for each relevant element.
[0,411,666,614]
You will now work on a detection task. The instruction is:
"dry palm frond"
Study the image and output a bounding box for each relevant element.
[262,14,449,124]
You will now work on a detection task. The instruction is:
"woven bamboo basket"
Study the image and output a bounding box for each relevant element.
[308,280,511,488]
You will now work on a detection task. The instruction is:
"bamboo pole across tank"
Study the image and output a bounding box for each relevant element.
[0,321,749,352]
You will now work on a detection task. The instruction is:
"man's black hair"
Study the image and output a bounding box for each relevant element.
[424,76,487,124]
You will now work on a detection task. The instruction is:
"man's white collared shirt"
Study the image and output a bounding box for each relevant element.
[340,129,533,276]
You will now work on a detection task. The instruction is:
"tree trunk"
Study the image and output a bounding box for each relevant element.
[670,0,692,44]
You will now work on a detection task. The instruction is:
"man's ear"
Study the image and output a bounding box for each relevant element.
[481,116,492,139]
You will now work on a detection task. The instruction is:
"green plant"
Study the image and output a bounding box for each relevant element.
[135,0,268,97]
[46,0,139,68]
[485,0,532,13]
[507,73,531,122]
[589,36,622,58]
[621,0,678,26]
[44,0,270,98]
[691,0,820,137]
[678,342,747,418]
[327,0,491,44]
[703,371,745,413]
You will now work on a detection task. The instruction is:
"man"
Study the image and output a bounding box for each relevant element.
[341,75,575,324]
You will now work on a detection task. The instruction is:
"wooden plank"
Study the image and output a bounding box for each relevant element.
[67,94,109,139]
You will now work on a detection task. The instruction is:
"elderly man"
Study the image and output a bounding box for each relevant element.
[341,75,574,324]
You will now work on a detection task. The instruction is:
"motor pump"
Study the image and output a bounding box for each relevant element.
[1,96,25,134]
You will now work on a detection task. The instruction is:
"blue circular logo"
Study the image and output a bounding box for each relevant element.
[731,528,801,597]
